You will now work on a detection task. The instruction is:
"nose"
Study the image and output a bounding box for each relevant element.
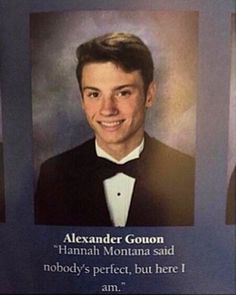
[100,94,118,116]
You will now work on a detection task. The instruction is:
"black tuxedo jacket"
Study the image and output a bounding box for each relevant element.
[226,167,236,224]
[34,134,195,226]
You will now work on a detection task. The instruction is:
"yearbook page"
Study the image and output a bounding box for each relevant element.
[0,1,235,294]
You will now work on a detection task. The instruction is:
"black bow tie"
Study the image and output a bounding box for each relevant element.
[94,156,140,180]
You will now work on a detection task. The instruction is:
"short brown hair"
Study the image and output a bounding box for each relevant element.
[76,32,154,94]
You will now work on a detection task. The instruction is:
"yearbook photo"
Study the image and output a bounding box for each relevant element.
[31,10,198,227]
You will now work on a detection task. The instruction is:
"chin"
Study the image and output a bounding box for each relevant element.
[98,134,127,145]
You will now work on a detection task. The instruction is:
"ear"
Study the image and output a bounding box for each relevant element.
[145,81,156,108]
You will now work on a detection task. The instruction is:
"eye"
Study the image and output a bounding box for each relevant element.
[116,89,132,97]
[84,90,100,99]
[89,92,99,98]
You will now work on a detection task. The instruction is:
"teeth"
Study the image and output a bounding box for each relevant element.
[100,121,122,127]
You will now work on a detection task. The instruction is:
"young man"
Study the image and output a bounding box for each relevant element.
[34,32,195,226]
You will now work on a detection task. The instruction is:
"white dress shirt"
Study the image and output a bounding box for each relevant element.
[95,140,144,227]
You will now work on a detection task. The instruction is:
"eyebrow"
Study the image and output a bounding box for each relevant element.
[83,84,136,92]
[114,84,135,91]
[82,86,100,92]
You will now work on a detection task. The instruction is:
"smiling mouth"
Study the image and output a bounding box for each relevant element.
[98,120,125,128]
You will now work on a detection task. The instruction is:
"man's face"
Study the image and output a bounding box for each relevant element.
[81,62,155,153]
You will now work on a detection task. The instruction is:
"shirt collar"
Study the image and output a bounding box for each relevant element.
[95,139,144,164]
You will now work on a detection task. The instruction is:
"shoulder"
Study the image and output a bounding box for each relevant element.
[145,133,194,164]
[144,133,195,182]
[39,138,95,173]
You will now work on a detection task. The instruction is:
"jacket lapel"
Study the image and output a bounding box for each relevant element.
[73,139,112,225]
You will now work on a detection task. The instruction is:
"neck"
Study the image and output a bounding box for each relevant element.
[96,135,144,161]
